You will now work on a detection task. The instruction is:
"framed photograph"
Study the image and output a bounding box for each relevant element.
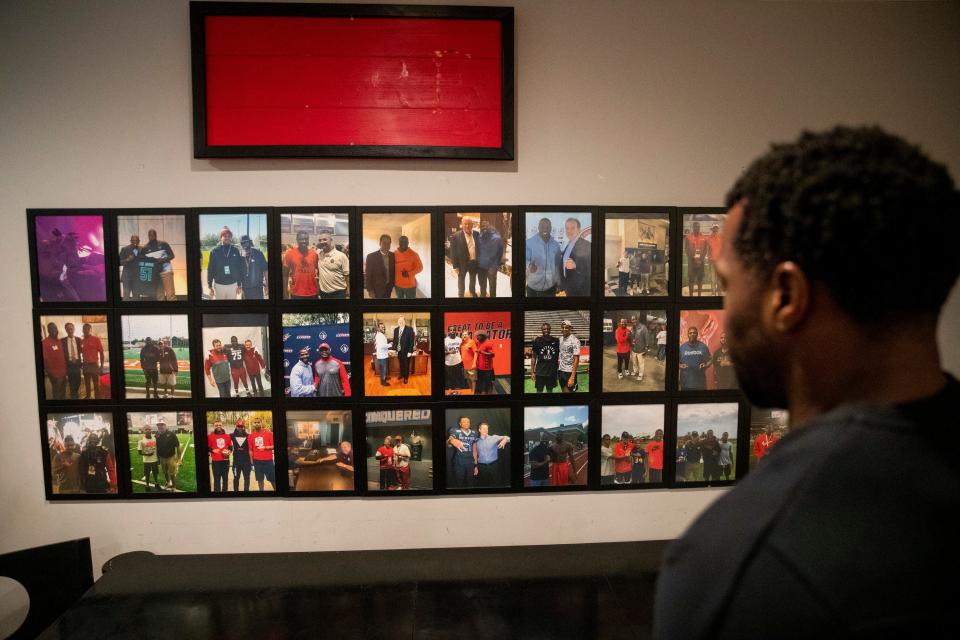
[33,213,107,303]
[45,412,117,495]
[442,311,511,396]
[523,310,590,394]
[281,313,352,398]
[190,3,514,160]
[444,408,512,490]
[364,408,433,492]
[201,313,271,399]
[286,410,355,493]
[205,409,276,493]
[443,211,512,298]
[523,405,589,488]
[117,214,188,301]
[675,403,739,484]
[603,211,669,297]
[38,315,110,401]
[681,211,727,297]
[749,407,789,471]
[361,212,432,299]
[602,310,668,392]
[197,212,270,301]
[678,310,737,391]
[280,212,351,300]
[126,411,196,494]
[362,312,432,397]
[523,211,592,298]
[120,314,192,399]
[600,405,665,486]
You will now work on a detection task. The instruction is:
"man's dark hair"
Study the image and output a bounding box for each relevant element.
[725,126,959,321]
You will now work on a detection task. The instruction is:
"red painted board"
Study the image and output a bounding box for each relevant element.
[204,15,503,148]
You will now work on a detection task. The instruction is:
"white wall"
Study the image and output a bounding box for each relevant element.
[1,0,958,575]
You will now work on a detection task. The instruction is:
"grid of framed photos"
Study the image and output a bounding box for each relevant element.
[29,205,758,500]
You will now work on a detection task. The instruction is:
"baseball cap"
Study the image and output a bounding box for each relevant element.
[220,227,233,238]
[561,320,572,327]
[235,419,245,427]
[240,235,252,245]
[621,431,631,439]
[318,343,331,350]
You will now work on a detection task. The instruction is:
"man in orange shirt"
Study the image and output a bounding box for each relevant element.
[706,223,724,295]
[614,318,632,380]
[645,429,664,483]
[41,321,67,399]
[753,423,779,463]
[685,222,708,296]
[80,322,105,399]
[393,235,423,299]
[460,330,477,394]
[613,431,634,484]
[282,231,320,299]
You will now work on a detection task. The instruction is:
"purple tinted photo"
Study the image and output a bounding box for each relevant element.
[35,215,107,302]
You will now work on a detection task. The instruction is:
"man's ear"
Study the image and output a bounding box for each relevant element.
[767,262,810,333]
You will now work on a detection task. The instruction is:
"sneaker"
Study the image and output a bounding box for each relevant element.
[382,381,391,386]
[618,373,623,380]
[638,375,644,382]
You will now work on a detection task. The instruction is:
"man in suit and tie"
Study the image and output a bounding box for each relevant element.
[558,217,592,297]
[392,316,416,385]
[365,234,395,299]
[61,322,83,399]
[450,216,481,297]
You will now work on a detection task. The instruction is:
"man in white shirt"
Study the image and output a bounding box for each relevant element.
[444,330,464,393]
[393,435,412,489]
[600,434,615,485]
[616,252,630,296]
[374,322,391,387]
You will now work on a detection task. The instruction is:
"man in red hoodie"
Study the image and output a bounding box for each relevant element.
[614,317,632,381]
[41,321,68,399]
[242,339,267,397]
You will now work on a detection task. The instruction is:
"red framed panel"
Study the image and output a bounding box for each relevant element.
[191,2,515,159]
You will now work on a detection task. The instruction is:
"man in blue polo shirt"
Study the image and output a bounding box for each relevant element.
[446,415,479,488]
[473,421,510,488]
[678,326,711,390]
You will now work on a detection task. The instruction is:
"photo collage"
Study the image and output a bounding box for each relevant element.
[30,206,756,499]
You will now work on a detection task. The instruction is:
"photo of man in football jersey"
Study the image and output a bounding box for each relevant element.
[201,314,271,400]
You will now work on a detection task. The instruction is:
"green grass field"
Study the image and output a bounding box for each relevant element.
[523,371,590,393]
[129,433,196,493]
[123,348,191,392]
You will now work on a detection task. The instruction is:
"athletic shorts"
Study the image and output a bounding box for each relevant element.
[253,459,275,482]
[558,370,578,391]
[230,368,248,384]
[464,368,478,381]
[159,373,176,387]
[535,375,557,392]
[550,462,571,486]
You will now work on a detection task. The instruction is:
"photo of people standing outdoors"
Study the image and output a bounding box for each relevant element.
[523,211,592,298]
[443,311,511,396]
[39,315,110,401]
[206,410,275,493]
[602,310,667,392]
[46,412,116,495]
[681,212,727,297]
[443,211,512,298]
[678,310,738,391]
[600,405,665,485]
[201,314,271,399]
[120,315,191,399]
[523,405,589,488]
[127,411,195,494]
[198,213,269,300]
[364,408,433,492]
[749,407,789,471]
[282,313,351,398]
[523,310,590,393]
[34,214,107,302]
[362,212,431,299]
[675,403,739,483]
[362,312,432,396]
[117,214,187,301]
[287,410,354,492]
[445,408,511,490]
[280,212,350,300]
[603,212,669,297]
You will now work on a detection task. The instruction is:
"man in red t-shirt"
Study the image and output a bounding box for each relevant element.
[706,224,724,294]
[460,331,477,394]
[754,424,780,462]
[645,429,664,483]
[41,322,67,399]
[474,333,496,395]
[207,420,232,492]
[250,417,275,491]
[375,437,398,490]
[282,231,320,299]
[685,222,708,296]
[80,322,105,399]
[613,431,635,484]
[614,318,633,380]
